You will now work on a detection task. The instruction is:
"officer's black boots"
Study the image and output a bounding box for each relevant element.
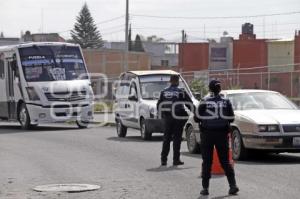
[200,188,209,196]
[173,160,184,166]
[161,161,167,166]
[229,185,239,195]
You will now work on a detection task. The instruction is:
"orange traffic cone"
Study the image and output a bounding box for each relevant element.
[211,147,225,175]
[211,134,234,175]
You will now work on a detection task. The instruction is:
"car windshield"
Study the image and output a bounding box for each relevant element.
[19,45,88,82]
[139,75,189,99]
[227,92,297,110]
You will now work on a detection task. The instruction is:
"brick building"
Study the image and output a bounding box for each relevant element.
[178,42,209,72]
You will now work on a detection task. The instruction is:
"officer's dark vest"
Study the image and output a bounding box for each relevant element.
[161,86,188,117]
[201,95,230,130]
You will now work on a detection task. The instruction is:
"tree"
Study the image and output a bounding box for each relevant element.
[71,3,103,49]
[133,34,144,52]
[189,79,208,99]
[0,32,4,38]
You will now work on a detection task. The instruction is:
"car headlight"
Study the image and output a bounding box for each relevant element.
[258,125,279,132]
[26,87,40,101]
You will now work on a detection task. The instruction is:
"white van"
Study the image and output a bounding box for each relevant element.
[114,70,197,140]
[0,42,94,129]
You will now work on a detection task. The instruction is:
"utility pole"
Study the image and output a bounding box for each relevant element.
[124,0,129,72]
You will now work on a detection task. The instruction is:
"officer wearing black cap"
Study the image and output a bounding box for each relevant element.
[157,74,193,166]
[194,80,239,196]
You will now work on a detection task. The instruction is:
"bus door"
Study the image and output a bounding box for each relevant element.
[0,53,8,119]
[5,58,17,120]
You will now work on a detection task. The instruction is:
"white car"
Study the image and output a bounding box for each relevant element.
[185,89,300,160]
[114,70,197,140]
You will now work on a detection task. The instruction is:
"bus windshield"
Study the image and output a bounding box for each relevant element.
[19,45,88,82]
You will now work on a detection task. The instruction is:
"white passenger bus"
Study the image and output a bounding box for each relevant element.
[0,42,94,129]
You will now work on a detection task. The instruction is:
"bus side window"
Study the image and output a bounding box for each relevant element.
[0,59,4,79]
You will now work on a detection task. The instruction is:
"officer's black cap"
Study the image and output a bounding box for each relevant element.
[209,80,221,93]
[170,75,179,82]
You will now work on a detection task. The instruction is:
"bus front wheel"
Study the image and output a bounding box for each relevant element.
[18,103,32,130]
[76,120,89,129]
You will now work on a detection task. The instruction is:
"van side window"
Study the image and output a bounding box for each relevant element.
[129,82,137,97]
[0,59,4,79]
[116,82,130,99]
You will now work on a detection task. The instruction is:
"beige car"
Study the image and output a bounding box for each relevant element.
[185,89,300,160]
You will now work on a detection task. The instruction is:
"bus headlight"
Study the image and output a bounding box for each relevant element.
[26,87,40,101]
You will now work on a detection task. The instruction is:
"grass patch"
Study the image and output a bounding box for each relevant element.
[94,101,114,112]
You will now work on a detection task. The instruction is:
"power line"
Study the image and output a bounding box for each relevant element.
[132,22,300,31]
[95,15,125,25]
[102,28,124,36]
[131,11,300,20]
[101,24,125,31]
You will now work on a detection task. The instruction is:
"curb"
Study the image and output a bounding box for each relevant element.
[94,112,114,114]
[90,121,116,127]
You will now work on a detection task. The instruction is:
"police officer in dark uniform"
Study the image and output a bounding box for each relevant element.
[157,75,193,166]
[194,80,239,196]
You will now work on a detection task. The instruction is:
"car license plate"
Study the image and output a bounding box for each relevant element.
[293,137,300,146]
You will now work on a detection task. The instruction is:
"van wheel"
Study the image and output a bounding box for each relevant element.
[76,120,89,129]
[232,128,248,160]
[186,125,201,154]
[18,103,32,130]
[116,119,127,137]
[140,118,152,140]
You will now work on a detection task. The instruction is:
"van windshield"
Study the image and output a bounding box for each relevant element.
[19,45,88,82]
[139,75,189,100]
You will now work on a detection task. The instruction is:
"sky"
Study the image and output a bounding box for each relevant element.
[0,0,300,42]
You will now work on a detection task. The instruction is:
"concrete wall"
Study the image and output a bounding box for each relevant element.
[267,40,294,72]
[110,42,178,68]
[179,43,209,72]
[83,49,150,77]
[295,32,300,70]
[209,37,233,70]
[0,38,20,46]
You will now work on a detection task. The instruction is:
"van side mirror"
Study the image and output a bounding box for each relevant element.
[193,92,202,100]
[128,94,138,101]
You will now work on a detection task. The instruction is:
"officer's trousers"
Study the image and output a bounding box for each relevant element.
[161,117,186,163]
[200,130,236,188]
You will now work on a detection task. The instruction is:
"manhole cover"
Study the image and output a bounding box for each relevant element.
[33,184,101,193]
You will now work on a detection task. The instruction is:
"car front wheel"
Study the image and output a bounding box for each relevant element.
[116,118,127,137]
[232,128,248,160]
[140,118,152,140]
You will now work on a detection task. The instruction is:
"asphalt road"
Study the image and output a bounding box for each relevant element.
[1,123,300,199]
